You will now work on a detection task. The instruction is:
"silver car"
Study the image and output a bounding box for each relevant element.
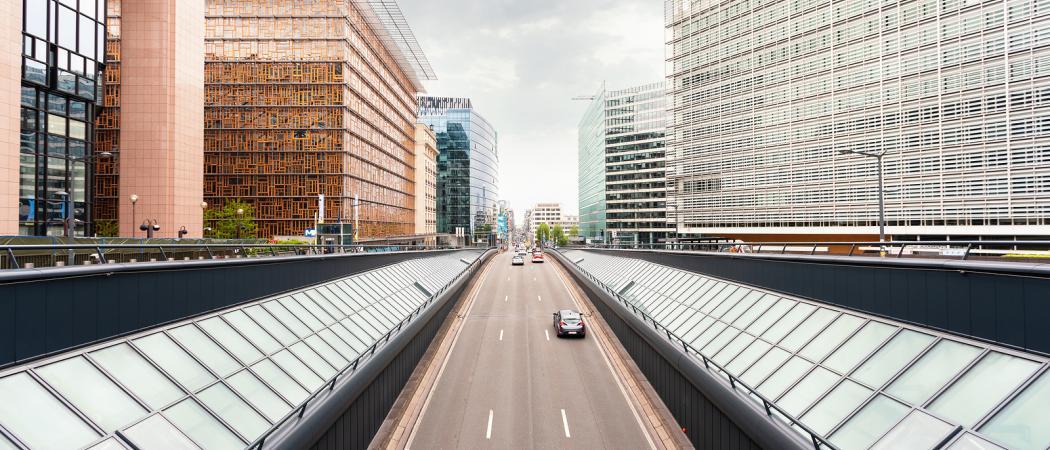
[512,255,525,265]
[553,310,586,337]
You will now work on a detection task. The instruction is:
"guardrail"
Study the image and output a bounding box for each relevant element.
[580,240,1050,262]
[0,243,475,270]
[249,249,492,449]
[563,253,838,450]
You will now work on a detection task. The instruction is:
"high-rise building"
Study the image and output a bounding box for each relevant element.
[529,202,576,232]
[417,96,499,239]
[8,0,109,236]
[204,0,435,238]
[579,81,672,245]
[414,123,438,237]
[666,0,1050,241]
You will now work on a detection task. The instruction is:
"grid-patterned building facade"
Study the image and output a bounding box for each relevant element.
[92,0,119,230]
[666,0,1050,239]
[204,1,428,238]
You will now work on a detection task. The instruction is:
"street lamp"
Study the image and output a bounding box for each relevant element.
[839,149,887,246]
[236,208,244,239]
[54,191,72,237]
[130,194,139,238]
[200,201,209,237]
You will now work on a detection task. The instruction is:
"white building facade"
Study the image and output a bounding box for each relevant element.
[665,0,1050,240]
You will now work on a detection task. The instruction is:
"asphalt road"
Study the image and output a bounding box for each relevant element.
[406,251,656,449]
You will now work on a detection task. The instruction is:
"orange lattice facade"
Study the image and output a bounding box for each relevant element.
[93,0,121,224]
[204,1,418,238]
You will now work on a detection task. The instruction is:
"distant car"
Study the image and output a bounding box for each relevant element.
[531,252,544,263]
[512,255,525,265]
[553,310,586,337]
[517,248,527,256]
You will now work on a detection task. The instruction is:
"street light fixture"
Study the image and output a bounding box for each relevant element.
[839,149,888,246]
[200,201,208,237]
[130,194,139,238]
[236,208,244,239]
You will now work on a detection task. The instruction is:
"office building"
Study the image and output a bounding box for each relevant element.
[666,0,1050,240]
[417,96,499,239]
[204,0,435,238]
[414,123,438,237]
[529,202,576,232]
[578,81,672,244]
[9,0,108,236]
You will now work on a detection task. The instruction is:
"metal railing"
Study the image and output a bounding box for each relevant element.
[563,252,838,450]
[248,248,492,449]
[581,240,1050,262]
[0,243,474,270]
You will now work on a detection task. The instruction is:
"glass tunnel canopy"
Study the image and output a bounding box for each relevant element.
[562,250,1050,450]
[0,250,484,450]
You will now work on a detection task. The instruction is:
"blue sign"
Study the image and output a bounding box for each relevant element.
[304,227,316,237]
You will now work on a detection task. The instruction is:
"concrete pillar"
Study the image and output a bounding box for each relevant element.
[119,0,205,238]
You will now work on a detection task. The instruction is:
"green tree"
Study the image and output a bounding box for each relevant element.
[93,219,119,237]
[568,224,579,238]
[552,224,568,247]
[204,200,258,239]
[535,223,551,243]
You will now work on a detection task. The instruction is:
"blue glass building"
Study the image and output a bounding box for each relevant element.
[417,97,499,240]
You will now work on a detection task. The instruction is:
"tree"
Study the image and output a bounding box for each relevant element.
[552,224,568,247]
[568,224,579,238]
[535,223,550,244]
[204,200,258,239]
[93,219,119,237]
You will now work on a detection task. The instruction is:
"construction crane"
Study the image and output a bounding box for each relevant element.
[571,96,596,101]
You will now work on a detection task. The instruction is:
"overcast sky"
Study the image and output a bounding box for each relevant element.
[398,0,665,223]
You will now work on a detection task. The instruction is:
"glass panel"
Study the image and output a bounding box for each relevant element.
[331,322,369,353]
[713,332,756,366]
[721,291,765,324]
[946,432,1008,450]
[701,327,740,356]
[799,314,864,363]
[277,297,324,332]
[761,302,816,343]
[223,311,282,354]
[710,287,749,318]
[779,308,838,352]
[823,321,896,374]
[800,379,873,435]
[0,373,98,449]
[757,356,813,400]
[244,306,298,345]
[89,344,184,409]
[85,437,128,450]
[725,339,773,376]
[979,370,1050,450]
[293,293,335,326]
[852,330,935,388]
[262,301,312,338]
[123,414,201,450]
[198,318,264,366]
[885,339,981,405]
[168,325,241,378]
[778,366,840,416]
[227,370,291,423]
[740,347,791,386]
[164,399,244,450]
[829,395,909,450]
[134,333,215,392]
[271,351,324,392]
[928,352,1039,427]
[37,356,147,431]
[197,383,270,440]
[317,328,357,360]
[290,342,337,379]
[251,359,310,405]
[304,335,348,368]
[870,410,954,450]
[732,294,776,328]
[745,297,794,335]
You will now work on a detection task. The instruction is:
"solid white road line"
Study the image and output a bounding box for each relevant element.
[486,409,493,440]
[499,329,504,341]
[545,329,550,341]
[561,409,571,438]
[552,259,658,450]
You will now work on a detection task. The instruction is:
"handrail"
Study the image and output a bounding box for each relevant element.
[578,240,1050,261]
[564,253,838,450]
[247,248,493,449]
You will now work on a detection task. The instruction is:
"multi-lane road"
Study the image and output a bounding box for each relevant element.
[404,251,658,449]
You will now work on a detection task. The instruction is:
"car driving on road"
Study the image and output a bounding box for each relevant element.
[512,255,525,265]
[531,251,544,263]
[553,310,585,337]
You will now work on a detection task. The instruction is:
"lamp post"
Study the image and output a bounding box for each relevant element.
[54,190,72,237]
[60,151,112,237]
[200,201,208,237]
[839,149,887,246]
[236,208,244,239]
[130,194,139,238]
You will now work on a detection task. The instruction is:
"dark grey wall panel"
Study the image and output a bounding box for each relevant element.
[591,250,1050,355]
[0,251,459,368]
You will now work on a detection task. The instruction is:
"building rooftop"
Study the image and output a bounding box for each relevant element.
[353,0,437,91]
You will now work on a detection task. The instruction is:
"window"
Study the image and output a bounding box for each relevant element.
[928,352,1040,427]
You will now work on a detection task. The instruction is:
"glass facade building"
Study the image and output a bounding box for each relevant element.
[204,0,434,238]
[578,82,672,244]
[19,0,107,236]
[666,0,1050,239]
[418,97,499,239]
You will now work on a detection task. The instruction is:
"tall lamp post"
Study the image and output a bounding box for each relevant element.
[200,201,209,237]
[129,194,139,238]
[839,149,887,245]
[236,208,244,239]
